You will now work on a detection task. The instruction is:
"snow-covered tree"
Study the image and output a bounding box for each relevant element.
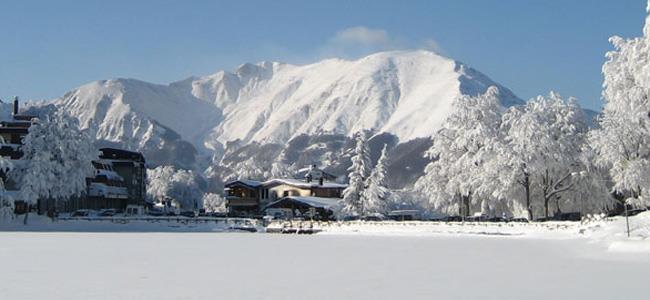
[147,166,203,210]
[0,153,14,222]
[12,110,96,223]
[341,130,371,217]
[589,5,650,209]
[361,144,390,215]
[202,193,226,213]
[416,87,503,216]
[497,93,598,219]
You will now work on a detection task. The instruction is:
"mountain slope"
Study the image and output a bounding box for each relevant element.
[190,50,521,146]
[52,50,524,187]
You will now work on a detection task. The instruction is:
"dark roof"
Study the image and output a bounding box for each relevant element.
[99,148,145,163]
[225,179,263,188]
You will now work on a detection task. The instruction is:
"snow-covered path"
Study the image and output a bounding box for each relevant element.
[1,232,647,300]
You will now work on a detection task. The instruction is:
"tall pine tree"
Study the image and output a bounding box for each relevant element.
[341,130,371,217]
[361,144,390,216]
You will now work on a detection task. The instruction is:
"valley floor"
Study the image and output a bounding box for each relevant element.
[1,230,649,300]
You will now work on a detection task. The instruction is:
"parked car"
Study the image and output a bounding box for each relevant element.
[509,217,529,223]
[362,213,386,221]
[487,216,506,222]
[387,210,422,221]
[342,215,361,221]
[553,212,582,221]
[71,209,92,217]
[125,205,145,216]
[147,209,164,217]
[98,209,117,217]
[209,212,228,218]
[444,216,463,222]
[180,211,196,218]
[465,213,488,222]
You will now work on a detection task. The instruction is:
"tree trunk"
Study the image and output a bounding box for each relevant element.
[459,193,471,217]
[544,197,550,219]
[524,174,533,221]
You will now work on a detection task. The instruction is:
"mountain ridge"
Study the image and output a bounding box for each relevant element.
[41,50,529,189]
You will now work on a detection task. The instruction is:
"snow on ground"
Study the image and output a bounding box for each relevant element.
[310,220,580,238]
[580,211,650,253]
[2,212,650,299]
[1,232,649,300]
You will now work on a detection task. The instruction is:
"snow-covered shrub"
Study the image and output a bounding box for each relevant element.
[202,193,225,213]
[147,166,203,210]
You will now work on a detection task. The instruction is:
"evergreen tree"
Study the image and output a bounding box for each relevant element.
[341,130,371,217]
[362,144,390,216]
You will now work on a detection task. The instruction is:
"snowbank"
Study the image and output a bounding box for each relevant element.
[579,211,650,253]
[0,214,261,233]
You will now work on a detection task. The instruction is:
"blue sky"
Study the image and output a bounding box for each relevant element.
[0,0,646,110]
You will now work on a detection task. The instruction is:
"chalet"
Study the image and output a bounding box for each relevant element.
[225,165,346,218]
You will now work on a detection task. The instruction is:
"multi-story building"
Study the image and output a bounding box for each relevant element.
[98,148,147,208]
[0,97,147,213]
[224,165,347,219]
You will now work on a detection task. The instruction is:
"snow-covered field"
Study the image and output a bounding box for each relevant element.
[1,213,649,299]
[1,231,648,300]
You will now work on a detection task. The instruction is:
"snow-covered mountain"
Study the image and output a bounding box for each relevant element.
[192,50,521,146]
[50,50,524,189]
[56,50,521,150]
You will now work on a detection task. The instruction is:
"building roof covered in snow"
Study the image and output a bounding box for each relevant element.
[264,196,342,210]
[261,178,347,189]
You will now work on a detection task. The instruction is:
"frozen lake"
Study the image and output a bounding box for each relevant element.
[1,232,648,300]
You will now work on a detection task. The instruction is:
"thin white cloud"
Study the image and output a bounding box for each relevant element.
[330,26,391,47]
[318,26,443,59]
[421,38,443,54]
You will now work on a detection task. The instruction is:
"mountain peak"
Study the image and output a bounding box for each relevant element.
[55,50,522,166]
